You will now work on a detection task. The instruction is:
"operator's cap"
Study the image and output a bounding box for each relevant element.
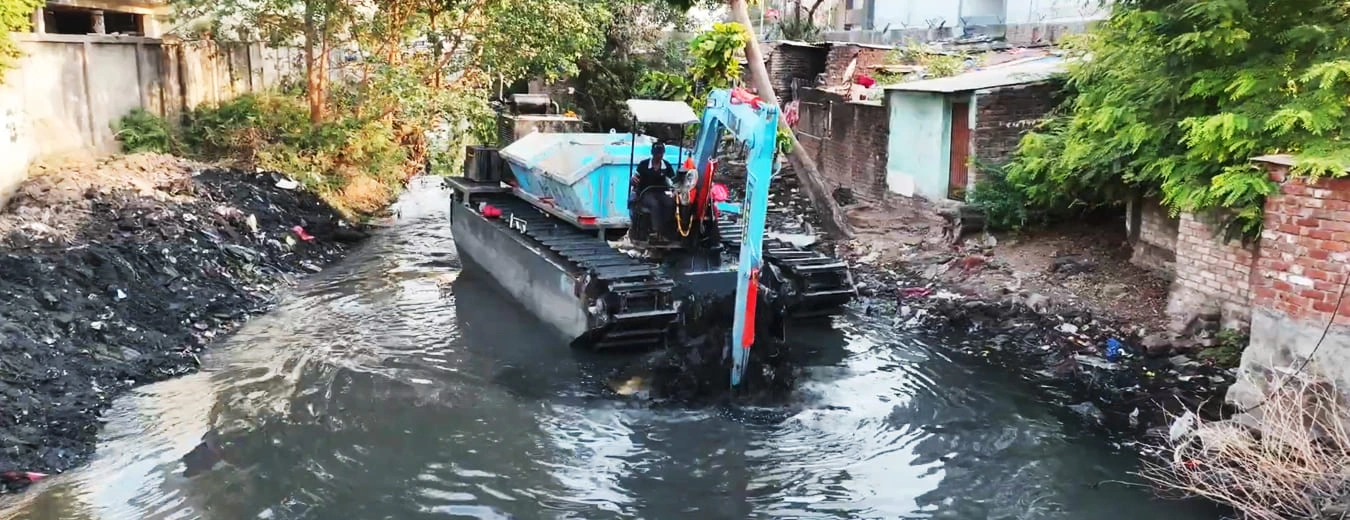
[652,141,665,153]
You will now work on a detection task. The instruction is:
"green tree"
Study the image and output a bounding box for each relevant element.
[1008,0,1350,241]
[0,0,42,80]
[638,21,749,113]
[173,0,608,125]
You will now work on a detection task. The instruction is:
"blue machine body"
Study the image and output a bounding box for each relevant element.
[499,132,691,230]
[687,88,780,387]
[491,88,790,388]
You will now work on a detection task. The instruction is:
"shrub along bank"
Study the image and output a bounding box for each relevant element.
[114,90,421,218]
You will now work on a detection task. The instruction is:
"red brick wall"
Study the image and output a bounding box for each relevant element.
[757,42,828,102]
[972,81,1061,168]
[822,44,890,87]
[794,88,889,204]
[1166,213,1260,331]
[1252,165,1350,326]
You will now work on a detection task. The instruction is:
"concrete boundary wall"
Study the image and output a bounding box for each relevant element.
[0,33,303,206]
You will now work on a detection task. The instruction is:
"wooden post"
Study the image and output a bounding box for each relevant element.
[30,7,44,34]
[81,41,96,148]
[134,42,147,110]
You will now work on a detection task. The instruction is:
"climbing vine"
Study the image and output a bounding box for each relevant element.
[1007,0,1350,241]
[0,0,42,80]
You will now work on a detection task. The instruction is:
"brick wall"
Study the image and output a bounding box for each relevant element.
[1228,158,1350,417]
[1252,166,1350,326]
[794,88,889,204]
[1130,196,1180,276]
[1165,212,1260,331]
[760,42,828,102]
[822,43,891,87]
[972,81,1060,167]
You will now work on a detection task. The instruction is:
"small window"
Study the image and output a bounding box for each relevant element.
[104,11,143,35]
[46,7,94,34]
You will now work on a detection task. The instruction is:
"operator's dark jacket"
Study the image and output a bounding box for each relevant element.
[634,158,677,194]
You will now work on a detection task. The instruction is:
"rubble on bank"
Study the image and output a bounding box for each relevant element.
[781,185,1236,445]
[0,154,367,492]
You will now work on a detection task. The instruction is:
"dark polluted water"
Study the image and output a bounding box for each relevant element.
[0,178,1223,520]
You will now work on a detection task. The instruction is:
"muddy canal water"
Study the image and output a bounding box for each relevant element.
[0,178,1222,519]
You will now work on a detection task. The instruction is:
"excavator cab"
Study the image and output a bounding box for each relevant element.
[623,99,729,251]
[624,99,701,248]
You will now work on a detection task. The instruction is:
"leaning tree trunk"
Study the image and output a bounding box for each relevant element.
[730,0,855,240]
[303,1,324,124]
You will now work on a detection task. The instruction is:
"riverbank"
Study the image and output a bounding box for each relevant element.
[828,194,1236,444]
[0,153,368,492]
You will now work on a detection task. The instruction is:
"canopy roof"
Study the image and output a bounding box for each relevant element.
[626,99,700,125]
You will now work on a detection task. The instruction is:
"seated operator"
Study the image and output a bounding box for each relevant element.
[632,141,678,238]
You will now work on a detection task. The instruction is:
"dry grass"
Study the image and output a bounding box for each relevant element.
[330,175,393,217]
[1142,373,1350,520]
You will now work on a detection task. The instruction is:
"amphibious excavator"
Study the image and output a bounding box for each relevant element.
[447,88,856,386]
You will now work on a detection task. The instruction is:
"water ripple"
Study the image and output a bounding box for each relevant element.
[0,178,1224,520]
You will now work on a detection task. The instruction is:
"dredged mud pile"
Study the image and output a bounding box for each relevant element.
[0,154,366,492]
[730,164,1235,446]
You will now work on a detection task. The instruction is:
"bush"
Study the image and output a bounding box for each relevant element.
[1143,374,1350,520]
[968,162,1030,231]
[114,90,414,218]
[113,108,175,154]
[1199,329,1249,369]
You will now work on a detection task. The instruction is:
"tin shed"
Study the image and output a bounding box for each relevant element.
[882,57,1065,201]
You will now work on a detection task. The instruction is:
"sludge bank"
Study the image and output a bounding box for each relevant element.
[845,263,1237,447]
[0,155,367,492]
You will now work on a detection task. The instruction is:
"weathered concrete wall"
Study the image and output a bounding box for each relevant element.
[821,0,1107,44]
[1165,212,1259,332]
[795,88,889,204]
[1229,158,1350,414]
[1003,0,1108,45]
[885,89,951,200]
[0,81,33,204]
[0,34,303,208]
[1129,196,1179,276]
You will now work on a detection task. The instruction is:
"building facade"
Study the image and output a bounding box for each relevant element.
[825,0,1110,45]
[30,0,171,38]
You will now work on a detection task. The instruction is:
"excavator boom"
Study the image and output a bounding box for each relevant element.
[688,88,779,387]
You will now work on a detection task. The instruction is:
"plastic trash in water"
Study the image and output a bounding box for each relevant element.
[291,226,315,242]
[1105,337,1123,361]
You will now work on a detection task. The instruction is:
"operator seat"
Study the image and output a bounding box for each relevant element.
[627,185,678,244]
[627,186,653,241]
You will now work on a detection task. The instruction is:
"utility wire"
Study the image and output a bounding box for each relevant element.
[1237,264,1350,415]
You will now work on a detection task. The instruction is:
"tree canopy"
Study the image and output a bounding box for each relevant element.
[1007,0,1350,240]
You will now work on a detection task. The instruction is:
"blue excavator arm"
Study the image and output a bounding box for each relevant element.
[688,88,780,387]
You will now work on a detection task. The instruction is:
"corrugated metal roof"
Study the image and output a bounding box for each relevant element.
[882,57,1066,93]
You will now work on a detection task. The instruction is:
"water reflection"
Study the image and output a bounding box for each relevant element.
[0,178,1222,519]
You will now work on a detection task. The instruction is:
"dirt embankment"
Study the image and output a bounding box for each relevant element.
[0,154,368,492]
[823,195,1234,444]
